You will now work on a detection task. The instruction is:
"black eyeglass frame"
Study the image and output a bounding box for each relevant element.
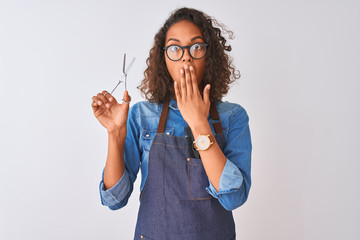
[163,43,208,61]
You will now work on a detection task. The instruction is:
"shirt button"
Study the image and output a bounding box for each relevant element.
[187,158,191,162]
[140,235,143,239]
[166,132,170,135]
[145,134,150,138]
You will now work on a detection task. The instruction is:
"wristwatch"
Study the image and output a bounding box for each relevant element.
[193,134,214,151]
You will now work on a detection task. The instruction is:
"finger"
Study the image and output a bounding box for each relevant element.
[102,91,117,109]
[203,84,211,105]
[103,91,114,103]
[189,66,199,95]
[93,93,109,110]
[121,90,131,111]
[174,81,181,102]
[92,96,102,107]
[184,65,193,98]
[180,68,187,100]
[91,99,99,112]
[123,90,130,102]
[97,91,109,107]
[91,95,106,114]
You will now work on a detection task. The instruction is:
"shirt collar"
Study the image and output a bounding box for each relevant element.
[168,99,179,111]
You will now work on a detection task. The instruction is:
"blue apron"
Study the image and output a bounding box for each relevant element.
[134,101,236,240]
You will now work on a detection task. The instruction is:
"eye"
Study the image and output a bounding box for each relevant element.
[192,43,204,51]
[168,45,181,52]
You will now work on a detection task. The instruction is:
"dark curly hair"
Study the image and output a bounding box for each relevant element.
[137,7,240,103]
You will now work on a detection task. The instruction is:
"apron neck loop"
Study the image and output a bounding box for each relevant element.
[210,102,223,134]
[157,100,169,134]
[156,100,223,134]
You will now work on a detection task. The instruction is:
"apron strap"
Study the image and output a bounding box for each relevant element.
[210,102,223,134]
[157,100,169,134]
[157,100,223,134]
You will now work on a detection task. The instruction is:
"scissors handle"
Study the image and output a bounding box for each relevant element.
[110,80,123,95]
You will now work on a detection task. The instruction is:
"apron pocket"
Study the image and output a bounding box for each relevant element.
[187,157,212,200]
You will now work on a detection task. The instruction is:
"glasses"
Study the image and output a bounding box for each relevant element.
[163,42,208,61]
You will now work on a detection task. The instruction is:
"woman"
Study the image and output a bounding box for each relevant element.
[91,7,252,240]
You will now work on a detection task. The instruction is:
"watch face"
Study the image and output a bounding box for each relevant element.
[196,135,211,150]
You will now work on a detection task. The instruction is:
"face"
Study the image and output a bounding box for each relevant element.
[164,20,206,85]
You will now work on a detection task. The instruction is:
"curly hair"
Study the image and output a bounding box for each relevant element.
[137,7,240,103]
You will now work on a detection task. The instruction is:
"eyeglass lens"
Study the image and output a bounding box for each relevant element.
[166,43,206,61]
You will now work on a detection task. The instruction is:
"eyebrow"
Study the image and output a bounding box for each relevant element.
[167,38,180,43]
[191,36,203,41]
[166,36,204,43]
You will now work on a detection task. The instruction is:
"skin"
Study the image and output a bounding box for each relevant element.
[167,20,227,191]
[91,91,130,189]
[164,20,206,86]
[91,20,227,192]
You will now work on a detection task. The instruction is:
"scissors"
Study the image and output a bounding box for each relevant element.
[109,53,136,96]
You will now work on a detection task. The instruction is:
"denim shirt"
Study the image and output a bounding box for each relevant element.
[99,99,252,211]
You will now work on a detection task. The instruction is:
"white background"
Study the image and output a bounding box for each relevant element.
[0,0,359,239]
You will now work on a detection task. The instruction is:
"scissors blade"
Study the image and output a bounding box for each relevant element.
[125,57,136,75]
[123,53,126,74]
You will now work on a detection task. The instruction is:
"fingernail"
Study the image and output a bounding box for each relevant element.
[109,97,113,101]
[106,103,110,108]
[98,100,101,105]
[180,69,184,74]
[189,66,194,71]
[184,65,188,69]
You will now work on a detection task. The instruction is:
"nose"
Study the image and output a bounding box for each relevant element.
[182,48,192,62]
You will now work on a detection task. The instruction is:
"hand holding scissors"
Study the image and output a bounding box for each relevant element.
[91,54,136,134]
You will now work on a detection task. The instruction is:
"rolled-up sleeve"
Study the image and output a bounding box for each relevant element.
[206,106,252,211]
[99,168,132,209]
